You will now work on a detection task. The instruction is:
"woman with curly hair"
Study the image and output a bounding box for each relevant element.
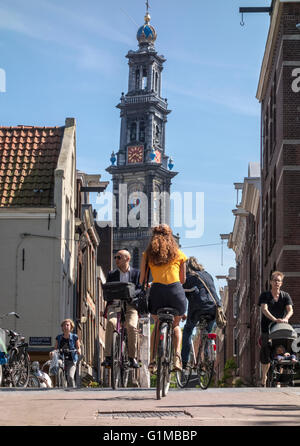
[139,224,187,371]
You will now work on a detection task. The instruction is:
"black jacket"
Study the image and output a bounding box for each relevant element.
[183,270,221,318]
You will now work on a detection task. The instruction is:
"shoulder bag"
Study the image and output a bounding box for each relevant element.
[196,274,227,330]
[137,257,150,316]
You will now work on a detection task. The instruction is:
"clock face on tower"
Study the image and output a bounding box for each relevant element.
[127,145,144,164]
[154,150,161,163]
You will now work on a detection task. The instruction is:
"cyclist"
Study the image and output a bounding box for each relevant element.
[139,224,188,372]
[181,257,222,369]
[101,249,140,369]
[50,318,81,388]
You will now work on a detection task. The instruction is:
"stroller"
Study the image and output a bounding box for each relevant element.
[267,323,299,387]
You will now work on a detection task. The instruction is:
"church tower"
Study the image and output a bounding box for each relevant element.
[106,6,178,268]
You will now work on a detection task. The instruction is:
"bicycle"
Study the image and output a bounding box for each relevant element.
[176,313,217,390]
[0,312,30,388]
[102,281,137,390]
[47,348,78,388]
[107,298,131,390]
[153,306,179,400]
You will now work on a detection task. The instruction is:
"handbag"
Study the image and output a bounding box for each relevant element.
[196,274,227,330]
[137,258,150,316]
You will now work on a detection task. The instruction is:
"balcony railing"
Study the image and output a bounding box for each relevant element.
[120,94,168,110]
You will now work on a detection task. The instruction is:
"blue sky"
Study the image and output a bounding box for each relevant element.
[0,0,271,289]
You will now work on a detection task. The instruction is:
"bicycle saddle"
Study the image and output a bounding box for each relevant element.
[157,307,179,320]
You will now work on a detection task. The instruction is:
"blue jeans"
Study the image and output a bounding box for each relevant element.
[181,317,216,365]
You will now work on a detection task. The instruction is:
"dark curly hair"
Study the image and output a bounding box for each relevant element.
[145,224,178,265]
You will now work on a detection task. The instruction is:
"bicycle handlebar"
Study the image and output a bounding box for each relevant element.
[57,348,77,354]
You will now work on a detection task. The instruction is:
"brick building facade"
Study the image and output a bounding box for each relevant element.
[257,0,300,324]
[218,0,300,386]
[222,164,261,385]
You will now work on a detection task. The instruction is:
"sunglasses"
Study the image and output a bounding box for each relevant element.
[114,255,122,260]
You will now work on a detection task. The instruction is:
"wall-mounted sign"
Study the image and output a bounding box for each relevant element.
[29,337,52,346]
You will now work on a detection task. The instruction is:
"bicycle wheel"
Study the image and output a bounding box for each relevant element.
[156,322,167,400]
[176,364,192,388]
[197,339,214,390]
[121,330,129,388]
[57,367,66,388]
[162,325,172,397]
[266,364,276,388]
[28,374,40,388]
[9,349,30,387]
[111,331,121,389]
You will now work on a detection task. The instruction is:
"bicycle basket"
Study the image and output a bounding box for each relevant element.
[103,281,136,301]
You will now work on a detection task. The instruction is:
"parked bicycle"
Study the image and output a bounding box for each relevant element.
[28,361,53,388]
[176,313,217,390]
[0,312,30,388]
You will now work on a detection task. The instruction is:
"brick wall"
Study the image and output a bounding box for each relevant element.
[261,4,300,328]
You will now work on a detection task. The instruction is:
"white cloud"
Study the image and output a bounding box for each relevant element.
[165,81,260,117]
[0,0,132,74]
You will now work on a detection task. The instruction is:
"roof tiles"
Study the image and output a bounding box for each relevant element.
[0,126,63,207]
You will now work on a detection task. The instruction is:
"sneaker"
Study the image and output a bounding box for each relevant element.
[129,358,139,369]
[101,357,112,367]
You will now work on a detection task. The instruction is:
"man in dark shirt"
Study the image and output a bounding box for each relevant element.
[258,271,293,386]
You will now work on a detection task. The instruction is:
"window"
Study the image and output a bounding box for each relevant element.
[270,72,277,156]
[139,121,145,142]
[142,68,147,90]
[233,327,238,357]
[155,72,158,92]
[155,125,160,144]
[135,69,140,90]
[271,168,276,248]
[130,122,137,141]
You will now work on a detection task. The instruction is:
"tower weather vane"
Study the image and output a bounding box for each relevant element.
[146,0,150,12]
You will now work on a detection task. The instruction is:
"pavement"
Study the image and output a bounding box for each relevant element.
[0,386,300,428]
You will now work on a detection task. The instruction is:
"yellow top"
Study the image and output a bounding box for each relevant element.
[143,249,188,285]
